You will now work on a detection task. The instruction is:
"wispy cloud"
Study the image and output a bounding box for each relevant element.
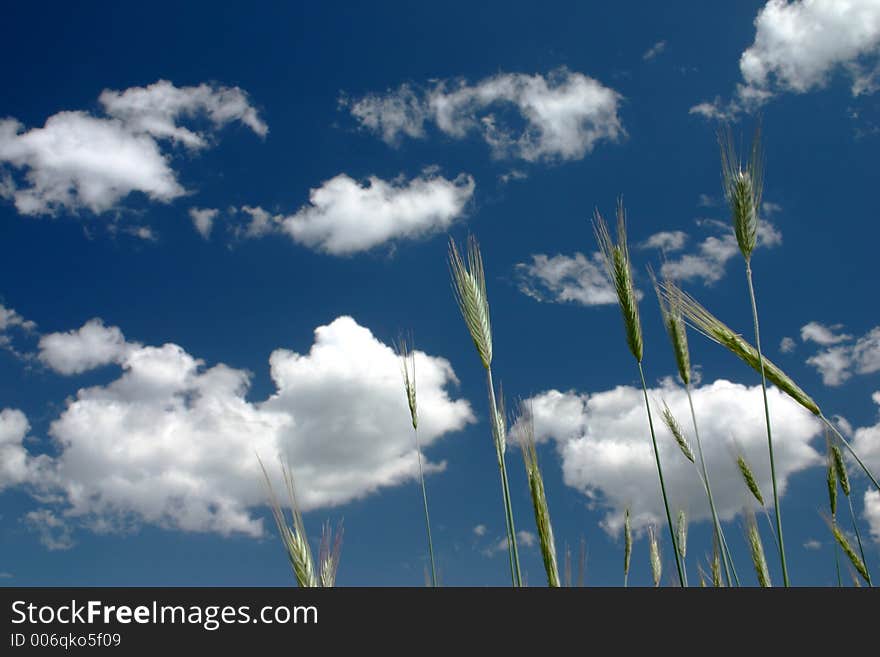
[642,40,667,61]
[344,68,624,162]
[802,323,880,386]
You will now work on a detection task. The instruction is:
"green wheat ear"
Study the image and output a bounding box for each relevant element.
[650,268,690,385]
[719,124,763,262]
[594,198,643,363]
[449,235,492,370]
[746,510,771,587]
[736,454,765,507]
[623,507,632,586]
[660,400,695,463]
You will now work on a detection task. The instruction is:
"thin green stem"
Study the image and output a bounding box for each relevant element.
[487,368,522,587]
[822,415,880,492]
[686,384,734,587]
[638,362,685,587]
[719,528,741,586]
[745,262,790,587]
[834,526,842,587]
[846,494,872,587]
[413,427,437,587]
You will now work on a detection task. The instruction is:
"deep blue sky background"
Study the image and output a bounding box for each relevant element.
[1,0,879,586]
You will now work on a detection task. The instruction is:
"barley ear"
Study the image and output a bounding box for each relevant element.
[396,337,418,430]
[719,124,762,262]
[660,281,821,416]
[660,400,695,463]
[650,267,690,385]
[737,455,765,507]
[746,510,772,587]
[831,444,851,497]
[676,510,688,560]
[519,403,560,587]
[449,236,493,370]
[594,199,643,363]
[831,523,869,584]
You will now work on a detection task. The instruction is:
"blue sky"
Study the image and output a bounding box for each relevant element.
[2,0,880,586]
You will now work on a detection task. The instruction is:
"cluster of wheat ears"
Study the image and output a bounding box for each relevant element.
[263,127,878,587]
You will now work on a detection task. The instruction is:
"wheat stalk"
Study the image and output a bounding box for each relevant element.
[746,510,771,587]
[659,279,880,494]
[594,200,684,587]
[829,441,872,586]
[257,456,318,587]
[396,337,437,587]
[449,236,521,586]
[518,402,560,587]
[651,272,736,585]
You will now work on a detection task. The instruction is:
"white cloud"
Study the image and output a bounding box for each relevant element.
[515,252,619,306]
[640,230,688,252]
[25,316,473,538]
[801,321,852,345]
[24,509,74,551]
[0,81,265,217]
[803,325,880,386]
[0,409,49,491]
[473,524,487,537]
[660,219,782,284]
[38,318,133,375]
[643,40,667,61]
[482,530,537,556]
[803,538,822,550]
[99,80,267,148]
[346,69,624,162]
[866,490,880,543]
[241,171,475,255]
[780,337,797,353]
[0,304,36,333]
[189,207,219,239]
[691,0,880,116]
[518,379,823,535]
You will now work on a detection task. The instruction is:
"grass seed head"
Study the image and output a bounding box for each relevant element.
[827,457,838,517]
[719,124,763,262]
[449,236,493,370]
[660,400,695,463]
[650,269,691,385]
[519,403,560,587]
[396,337,418,430]
[831,444,850,497]
[746,510,772,587]
[737,455,765,507]
[624,507,632,579]
[661,280,821,416]
[594,199,643,363]
[831,523,869,584]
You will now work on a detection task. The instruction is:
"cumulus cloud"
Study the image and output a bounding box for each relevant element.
[0,303,36,354]
[514,252,619,306]
[239,171,475,255]
[23,316,473,538]
[345,69,624,162]
[473,524,487,537]
[640,230,688,252]
[189,207,219,239]
[691,0,880,117]
[866,490,880,543]
[851,392,880,542]
[0,81,265,216]
[38,318,133,375]
[24,509,75,551]
[0,409,49,491]
[802,324,880,386]
[517,379,823,535]
[659,219,782,284]
[99,80,267,148]
[801,321,852,345]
